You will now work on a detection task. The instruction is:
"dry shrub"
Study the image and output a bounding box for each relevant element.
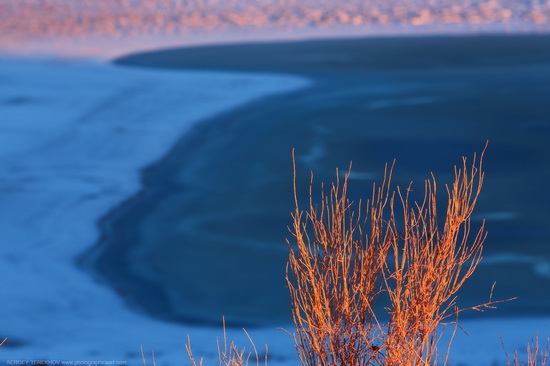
[506,337,549,366]
[286,158,393,365]
[186,319,267,366]
[287,148,495,366]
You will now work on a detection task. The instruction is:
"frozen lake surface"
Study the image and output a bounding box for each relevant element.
[91,36,550,327]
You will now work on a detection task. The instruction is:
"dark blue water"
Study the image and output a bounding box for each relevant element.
[82,35,550,327]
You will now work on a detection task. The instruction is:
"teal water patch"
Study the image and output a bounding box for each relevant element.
[83,36,550,326]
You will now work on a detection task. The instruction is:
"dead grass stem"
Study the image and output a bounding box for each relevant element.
[186,318,267,366]
[505,336,549,366]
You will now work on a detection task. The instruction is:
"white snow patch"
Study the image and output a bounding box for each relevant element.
[0,57,307,364]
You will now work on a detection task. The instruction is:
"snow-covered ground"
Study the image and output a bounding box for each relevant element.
[1,1,549,364]
[0,57,308,364]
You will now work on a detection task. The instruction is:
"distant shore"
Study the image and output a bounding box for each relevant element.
[1,22,550,60]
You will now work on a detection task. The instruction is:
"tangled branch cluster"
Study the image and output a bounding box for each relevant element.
[287,149,489,365]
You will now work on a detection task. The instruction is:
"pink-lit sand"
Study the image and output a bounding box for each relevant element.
[1,0,549,58]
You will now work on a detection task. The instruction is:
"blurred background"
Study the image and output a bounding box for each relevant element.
[1,1,550,364]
